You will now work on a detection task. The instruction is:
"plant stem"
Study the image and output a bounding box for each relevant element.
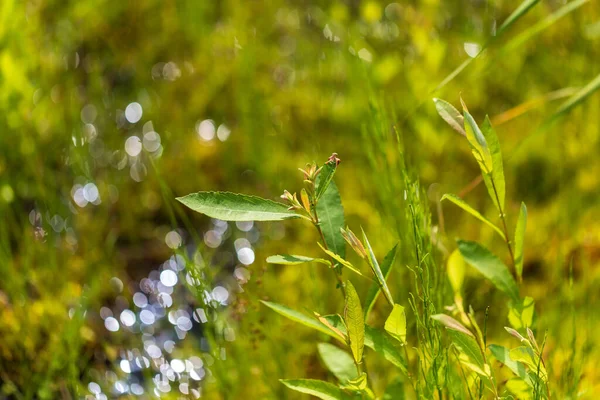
[489,177,516,276]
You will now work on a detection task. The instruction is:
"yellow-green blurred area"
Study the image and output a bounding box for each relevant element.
[0,0,599,398]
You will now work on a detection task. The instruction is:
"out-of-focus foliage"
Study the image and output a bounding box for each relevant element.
[0,0,598,398]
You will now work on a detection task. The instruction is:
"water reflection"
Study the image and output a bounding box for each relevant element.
[88,217,264,398]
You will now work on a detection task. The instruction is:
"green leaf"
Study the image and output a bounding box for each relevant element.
[316,181,346,258]
[344,281,365,364]
[323,314,408,373]
[447,329,490,378]
[317,343,358,383]
[280,379,351,400]
[497,0,540,36]
[260,301,334,337]
[504,0,589,52]
[447,249,466,295]
[433,98,465,136]
[176,191,299,221]
[505,379,535,400]
[364,244,397,318]
[318,243,369,279]
[552,72,600,120]
[457,240,520,303]
[463,109,493,173]
[514,202,528,281]
[342,373,368,392]
[508,296,535,330]
[489,344,538,388]
[315,159,338,201]
[510,346,546,379]
[361,228,394,306]
[441,194,505,239]
[481,116,505,211]
[266,254,330,266]
[431,314,474,337]
[384,304,406,344]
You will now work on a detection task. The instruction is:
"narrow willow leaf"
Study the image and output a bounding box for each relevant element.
[260,301,334,337]
[324,314,407,373]
[431,314,473,337]
[315,159,338,201]
[316,181,346,258]
[344,281,365,364]
[514,202,528,280]
[280,379,351,400]
[482,116,505,211]
[364,244,397,318]
[361,228,394,306]
[552,72,600,120]
[266,254,330,266]
[318,243,369,279]
[463,110,492,172]
[497,0,540,36]
[433,98,466,136]
[457,240,520,303]
[317,343,358,383]
[384,304,407,344]
[176,192,299,221]
[316,313,348,342]
[447,249,465,295]
[489,344,537,388]
[447,329,489,378]
[441,194,505,239]
[504,0,589,52]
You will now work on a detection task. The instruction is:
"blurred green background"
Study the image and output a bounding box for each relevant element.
[0,0,599,398]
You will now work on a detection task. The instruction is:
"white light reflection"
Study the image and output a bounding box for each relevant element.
[125,102,143,123]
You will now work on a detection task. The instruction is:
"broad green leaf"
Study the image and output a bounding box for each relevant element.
[508,296,535,330]
[447,249,466,295]
[176,192,298,221]
[433,98,465,136]
[431,314,474,337]
[463,109,492,173]
[323,314,408,373]
[266,254,330,266]
[317,181,346,258]
[457,240,520,303]
[364,244,397,318]
[441,194,505,239]
[361,228,394,306]
[344,281,365,364]
[260,301,334,337]
[384,304,406,344]
[514,202,528,281]
[481,116,505,211]
[447,329,489,378]
[489,344,537,388]
[315,159,338,201]
[280,379,351,400]
[505,378,534,400]
[317,343,358,383]
[510,347,547,379]
[318,243,369,279]
[497,0,540,36]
